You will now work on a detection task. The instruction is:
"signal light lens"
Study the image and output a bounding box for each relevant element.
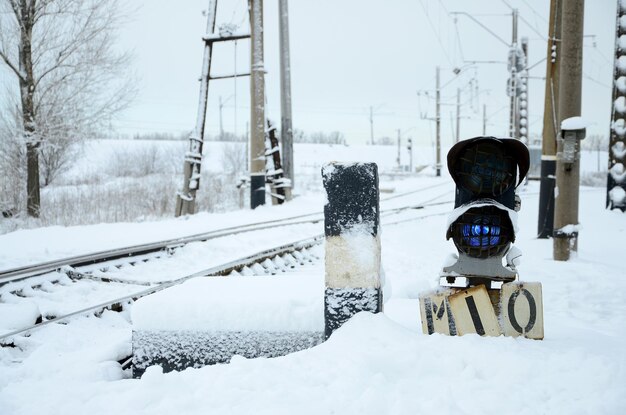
[449,205,513,259]
[461,223,501,247]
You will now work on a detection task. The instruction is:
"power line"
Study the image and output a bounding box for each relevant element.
[418,0,454,66]
[521,0,548,24]
[500,0,547,41]
[583,73,611,89]
[454,17,466,63]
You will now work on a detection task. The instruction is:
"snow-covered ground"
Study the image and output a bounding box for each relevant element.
[0,172,624,414]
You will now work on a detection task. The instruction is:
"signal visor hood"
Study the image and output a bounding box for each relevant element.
[447,136,530,188]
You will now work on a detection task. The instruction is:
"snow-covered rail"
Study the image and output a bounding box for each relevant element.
[0,236,323,344]
[0,183,452,288]
[0,180,456,347]
[0,201,454,345]
[0,213,326,286]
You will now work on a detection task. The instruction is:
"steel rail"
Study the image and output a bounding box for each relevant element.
[0,183,453,285]
[0,215,324,285]
[0,199,456,343]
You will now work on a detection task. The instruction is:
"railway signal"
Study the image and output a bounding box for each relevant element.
[420,135,543,340]
[442,136,529,283]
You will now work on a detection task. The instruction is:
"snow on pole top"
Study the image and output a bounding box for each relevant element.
[560,116,587,131]
[132,275,324,332]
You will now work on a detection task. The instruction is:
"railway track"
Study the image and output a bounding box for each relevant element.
[0,182,452,286]
[0,184,455,344]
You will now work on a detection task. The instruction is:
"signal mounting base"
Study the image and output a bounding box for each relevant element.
[439,276,507,290]
[441,253,517,284]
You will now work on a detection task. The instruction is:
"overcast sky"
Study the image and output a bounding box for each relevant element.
[5,0,616,147]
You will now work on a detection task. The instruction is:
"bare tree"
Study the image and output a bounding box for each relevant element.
[0,0,135,217]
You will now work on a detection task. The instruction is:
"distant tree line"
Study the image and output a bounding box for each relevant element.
[140,129,349,145]
[293,129,346,145]
[132,132,188,141]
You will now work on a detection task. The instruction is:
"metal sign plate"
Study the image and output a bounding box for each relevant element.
[499,282,544,340]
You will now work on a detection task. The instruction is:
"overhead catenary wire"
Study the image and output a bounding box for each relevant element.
[500,0,547,41]
[418,0,455,66]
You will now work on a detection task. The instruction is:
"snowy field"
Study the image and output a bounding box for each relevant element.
[1,164,624,414]
[1,139,440,233]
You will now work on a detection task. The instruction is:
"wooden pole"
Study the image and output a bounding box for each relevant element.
[175,0,217,217]
[553,0,584,261]
[537,0,561,238]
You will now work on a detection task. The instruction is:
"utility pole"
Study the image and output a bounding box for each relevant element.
[509,9,519,139]
[175,0,217,217]
[455,87,461,143]
[436,66,441,176]
[482,104,487,135]
[249,0,266,209]
[407,137,413,172]
[219,95,225,140]
[397,129,401,168]
[553,0,585,261]
[278,0,294,197]
[369,106,374,145]
[607,0,626,211]
[538,0,562,238]
[245,121,249,168]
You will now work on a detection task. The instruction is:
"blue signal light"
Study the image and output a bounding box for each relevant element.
[461,223,501,247]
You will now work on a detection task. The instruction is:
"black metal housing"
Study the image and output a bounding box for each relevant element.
[447,137,529,210]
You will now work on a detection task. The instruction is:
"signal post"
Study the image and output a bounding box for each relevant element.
[419,136,544,340]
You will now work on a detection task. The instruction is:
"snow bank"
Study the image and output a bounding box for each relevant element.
[1,181,625,414]
[132,274,324,332]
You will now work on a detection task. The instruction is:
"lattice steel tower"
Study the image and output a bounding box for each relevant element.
[608,0,626,211]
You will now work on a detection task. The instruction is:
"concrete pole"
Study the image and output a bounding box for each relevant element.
[436,66,441,176]
[175,0,217,217]
[455,88,461,143]
[537,0,561,238]
[553,0,584,261]
[219,95,224,140]
[408,138,413,172]
[397,129,401,167]
[249,0,266,209]
[278,0,294,196]
[369,106,374,145]
[483,104,487,135]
